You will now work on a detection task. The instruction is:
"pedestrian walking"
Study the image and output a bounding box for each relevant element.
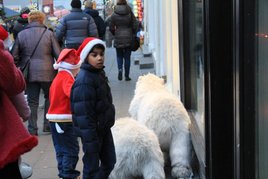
[84,0,106,40]
[12,10,61,135]
[1,24,35,179]
[104,14,114,48]
[55,0,98,50]
[71,37,116,179]
[109,0,139,81]
[12,7,31,40]
[46,49,81,179]
[0,29,38,178]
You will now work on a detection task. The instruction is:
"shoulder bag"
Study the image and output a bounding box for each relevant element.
[21,29,46,80]
[129,9,140,52]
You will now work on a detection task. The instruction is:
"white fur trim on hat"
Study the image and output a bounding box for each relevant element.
[53,61,82,70]
[80,39,105,63]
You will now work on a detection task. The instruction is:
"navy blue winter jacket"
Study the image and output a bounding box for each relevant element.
[55,8,98,49]
[71,63,115,151]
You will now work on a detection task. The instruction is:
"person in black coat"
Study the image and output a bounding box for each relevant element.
[12,7,31,40]
[109,0,138,81]
[71,37,116,179]
[84,0,106,40]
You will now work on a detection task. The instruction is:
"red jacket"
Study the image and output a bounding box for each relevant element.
[0,40,38,168]
[46,70,74,122]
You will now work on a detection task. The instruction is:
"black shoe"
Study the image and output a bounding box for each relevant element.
[30,131,38,136]
[118,71,122,81]
[125,77,131,81]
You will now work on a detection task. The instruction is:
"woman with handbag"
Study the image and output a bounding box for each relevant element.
[12,10,61,136]
[109,0,139,81]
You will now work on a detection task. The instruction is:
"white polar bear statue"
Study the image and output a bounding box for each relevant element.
[129,73,193,179]
[109,117,165,179]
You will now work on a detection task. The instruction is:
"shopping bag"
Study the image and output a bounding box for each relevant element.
[131,35,140,52]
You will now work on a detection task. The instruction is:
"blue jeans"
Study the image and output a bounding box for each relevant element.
[50,122,80,179]
[26,82,51,135]
[82,129,116,179]
[116,47,132,77]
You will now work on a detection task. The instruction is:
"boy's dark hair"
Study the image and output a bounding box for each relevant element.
[89,44,105,53]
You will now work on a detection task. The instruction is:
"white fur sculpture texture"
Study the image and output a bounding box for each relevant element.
[129,73,193,179]
[109,117,165,179]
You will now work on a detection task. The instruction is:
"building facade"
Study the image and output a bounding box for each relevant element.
[143,0,268,179]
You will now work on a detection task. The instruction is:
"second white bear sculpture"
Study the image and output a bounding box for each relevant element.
[110,117,165,179]
[129,73,193,179]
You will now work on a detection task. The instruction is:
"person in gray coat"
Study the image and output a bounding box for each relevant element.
[12,10,61,135]
[55,0,98,50]
[109,0,138,81]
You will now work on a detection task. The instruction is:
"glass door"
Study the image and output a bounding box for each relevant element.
[256,0,268,178]
[179,0,205,178]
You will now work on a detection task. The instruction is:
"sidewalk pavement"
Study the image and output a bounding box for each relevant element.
[22,47,165,179]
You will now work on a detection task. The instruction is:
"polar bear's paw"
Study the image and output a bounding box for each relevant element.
[171,165,193,179]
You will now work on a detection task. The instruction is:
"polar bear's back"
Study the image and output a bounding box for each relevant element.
[112,117,161,153]
[137,92,190,139]
[111,117,164,178]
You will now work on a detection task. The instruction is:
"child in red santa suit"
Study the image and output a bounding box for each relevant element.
[46,49,81,179]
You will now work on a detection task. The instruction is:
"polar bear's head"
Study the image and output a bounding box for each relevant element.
[135,73,165,94]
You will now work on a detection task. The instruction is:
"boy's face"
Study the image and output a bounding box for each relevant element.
[86,47,105,69]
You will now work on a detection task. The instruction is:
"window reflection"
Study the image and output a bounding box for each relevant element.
[184,0,205,136]
[257,0,268,177]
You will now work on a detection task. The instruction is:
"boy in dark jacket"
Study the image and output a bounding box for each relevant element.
[71,37,116,179]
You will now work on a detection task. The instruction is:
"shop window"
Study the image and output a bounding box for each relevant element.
[182,0,204,137]
[179,0,205,177]
[180,0,204,136]
[256,0,268,177]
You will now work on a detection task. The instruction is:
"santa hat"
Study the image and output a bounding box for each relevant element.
[0,25,8,41]
[76,37,105,63]
[53,49,81,70]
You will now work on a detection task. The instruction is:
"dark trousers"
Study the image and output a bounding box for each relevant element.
[116,47,132,78]
[26,82,51,135]
[82,129,116,179]
[0,160,22,179]
[50,122,80,179]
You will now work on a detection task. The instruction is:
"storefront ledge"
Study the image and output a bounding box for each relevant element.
[139,55,155,70]
[140,44,152,57]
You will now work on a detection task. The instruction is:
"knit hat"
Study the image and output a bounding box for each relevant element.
[71,0,82,8]
[20,7,30,15]
[20,7,30,17]
[0,25,8,41]
[76,37,105,63]
[53,49,82,70]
